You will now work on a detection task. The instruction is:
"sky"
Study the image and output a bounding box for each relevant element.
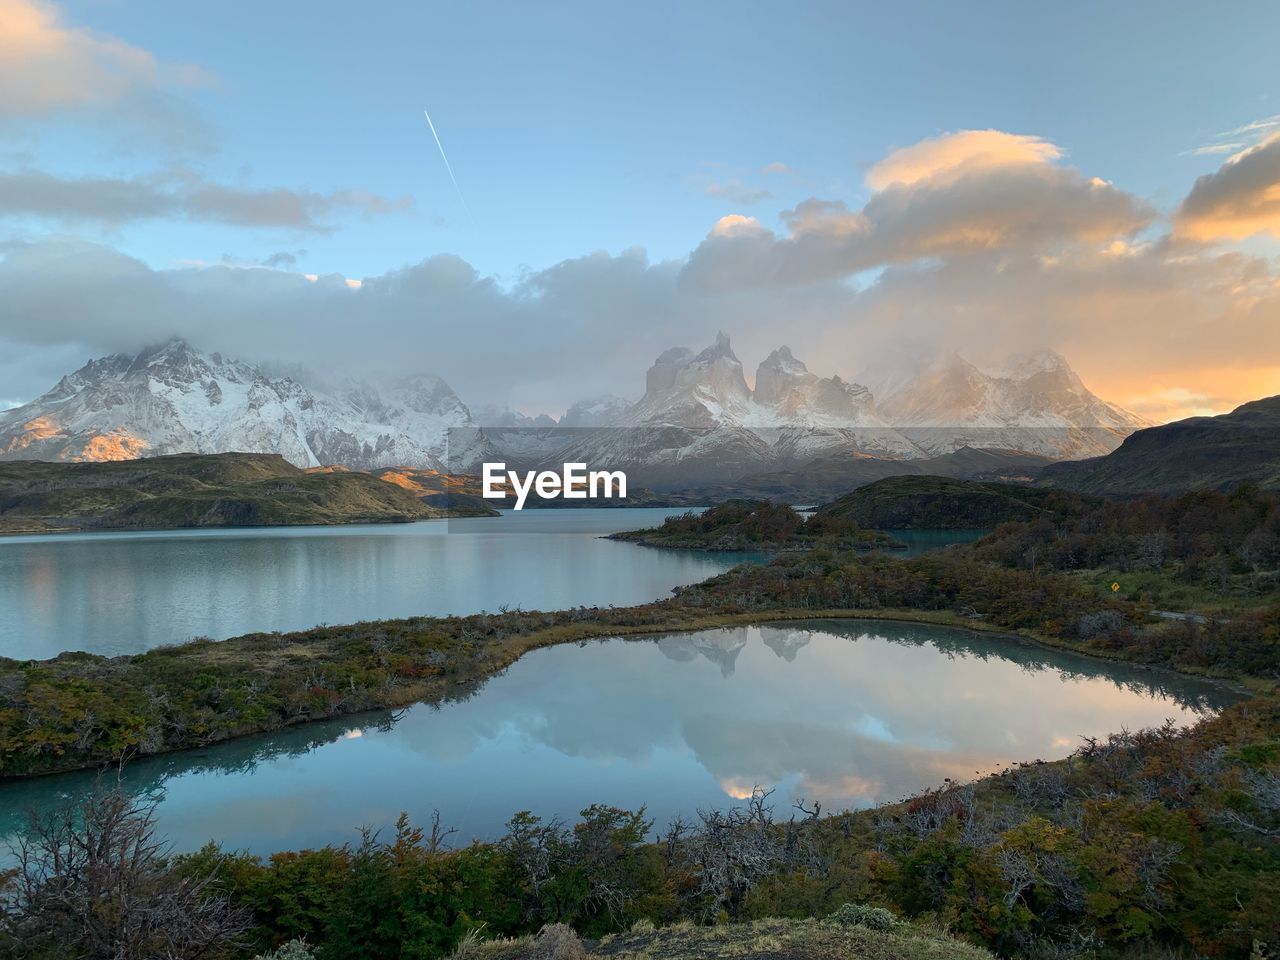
[1,0,1279,419]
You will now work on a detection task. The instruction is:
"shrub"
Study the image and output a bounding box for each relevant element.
[828,901,898,931]
[254,940,317,960]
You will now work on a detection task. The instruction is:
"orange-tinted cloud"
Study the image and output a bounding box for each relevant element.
[682,130,1152,290]
[0,0,209,117]
[1176,133,1280,241]
[865,129,1063,189]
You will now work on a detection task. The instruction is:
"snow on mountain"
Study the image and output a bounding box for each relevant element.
[556,335,1148,485]
[0,334,1149,478]
[557,334,919,484]
[0,338,487,470]
[558,395,632,428]
[878,349,1150,458]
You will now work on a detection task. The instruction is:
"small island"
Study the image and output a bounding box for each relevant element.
[608,498,905,552]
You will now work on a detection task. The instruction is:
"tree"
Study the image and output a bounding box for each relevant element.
[0,790,248,960]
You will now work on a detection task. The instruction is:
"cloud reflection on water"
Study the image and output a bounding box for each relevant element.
[0,620,1237,855]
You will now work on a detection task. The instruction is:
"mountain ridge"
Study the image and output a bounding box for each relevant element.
[1,335,1150,480]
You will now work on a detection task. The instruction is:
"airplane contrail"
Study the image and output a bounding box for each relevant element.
[423,108,474,228]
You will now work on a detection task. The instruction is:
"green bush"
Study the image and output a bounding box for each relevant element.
[828,901,898,931]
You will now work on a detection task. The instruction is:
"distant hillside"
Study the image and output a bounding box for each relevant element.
[673,446,1053,504]
[609,498,901,551]
[0,453,492,534]
[1039,395,1280,494]
[812,475,1099,529]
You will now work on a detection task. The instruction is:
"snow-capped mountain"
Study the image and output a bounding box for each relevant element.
[877,350,1149,458]
[556,334,919,485]
[0,338,488,470]
[553,334,1147,486]
[0,333,1148,479]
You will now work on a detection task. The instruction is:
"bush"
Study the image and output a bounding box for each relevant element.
[828,901,898,931]
[254,940,317,960]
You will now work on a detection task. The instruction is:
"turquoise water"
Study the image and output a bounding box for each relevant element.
[0,620,1234,857]
[0,509,749,659]
[891,528,987,556]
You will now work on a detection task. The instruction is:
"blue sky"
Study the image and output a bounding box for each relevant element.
[2,0,1279,416]
[31,0,1277,278]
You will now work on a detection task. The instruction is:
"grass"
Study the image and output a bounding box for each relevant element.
[1073,566,1279,612]
[454,916,996,960]
[0,452,496,534]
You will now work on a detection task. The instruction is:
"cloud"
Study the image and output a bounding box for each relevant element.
[261,250,303,268]
[1181,113,1280,164]
[760,161,791,175]
[1175,132,1280,241]
[0,128,1276,421]
[683,130,1152,290]
[1219,114,1280,138]
[865,130,1063,190]
[0,0,210,117]
[1180,143,1244,157]
[0,167,412,231]
[704,179,772,205]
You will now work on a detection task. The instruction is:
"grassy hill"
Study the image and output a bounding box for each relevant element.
[371,466,502,515]
[812,475,1099,529]
[0,453,492,533]
[1040,395,1280,494]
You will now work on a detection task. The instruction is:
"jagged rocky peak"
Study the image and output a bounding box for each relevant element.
[642,332,750,408]
[754,345,876,420]
[644,347,696,397]
[127,336,221,382]
[695,330,739,364]
[753,346,814,407]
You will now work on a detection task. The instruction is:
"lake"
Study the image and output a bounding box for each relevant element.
[0,619,1235,858]
[0,509,751,659]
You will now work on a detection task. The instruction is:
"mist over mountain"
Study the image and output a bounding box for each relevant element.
[0,335,1150,482]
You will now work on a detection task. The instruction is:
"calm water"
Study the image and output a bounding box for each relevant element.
[0,510,750,659]
[0,620,1234,857]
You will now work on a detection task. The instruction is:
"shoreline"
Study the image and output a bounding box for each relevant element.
[1,600,1265,783]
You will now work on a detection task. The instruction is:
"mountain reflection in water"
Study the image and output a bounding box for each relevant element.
[0,620,1235,857]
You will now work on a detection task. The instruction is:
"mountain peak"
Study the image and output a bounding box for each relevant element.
[0,341,479,470]
[641,333,749,409]
[695,331,739,364]
[138,335,199,360]
[758,346,808,376]
[124,336,215,382]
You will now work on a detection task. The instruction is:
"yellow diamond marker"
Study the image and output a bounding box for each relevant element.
[1110,582,1120,593]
